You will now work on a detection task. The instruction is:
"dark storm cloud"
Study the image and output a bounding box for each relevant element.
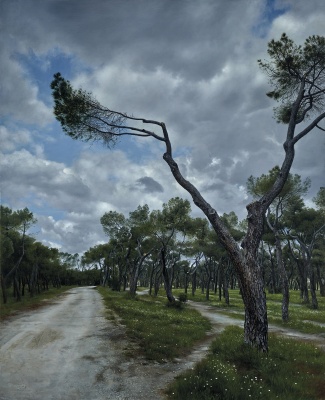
[4,0,261,80]
[136,177,164,193]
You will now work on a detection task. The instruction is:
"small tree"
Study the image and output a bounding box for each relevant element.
[51,34,325,351]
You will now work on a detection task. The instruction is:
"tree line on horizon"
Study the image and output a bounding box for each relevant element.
[0,206,101,304]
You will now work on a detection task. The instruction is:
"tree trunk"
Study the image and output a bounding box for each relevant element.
[30,264,39,298]
[154,270,161,296]
[161,248,175,303]
[184,272,188,294]
[163,148,269,351]
[149,263,155,296]
[205,273,210,301]
[240,257,268,352]
[129,275,137,296]
[267,243,277,294]
[223,262,230,306]
[275,236,289,321]
[14,272,21,302]
[316,264,325,296]
[1,275,7,304]
[191,271,196,296]
[296,258,309,303]
[309,263,318,309]
[218,272,222,302]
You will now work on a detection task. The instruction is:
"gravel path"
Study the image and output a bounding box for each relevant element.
[0,287,185,400]
[188,300,325,351]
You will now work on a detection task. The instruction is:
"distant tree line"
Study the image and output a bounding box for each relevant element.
[0,206,101,304]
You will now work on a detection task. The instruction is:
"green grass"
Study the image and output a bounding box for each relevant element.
[173,288,325,335]
[0,285,77,320]
[165,326,325,400]
[97,287,211,362]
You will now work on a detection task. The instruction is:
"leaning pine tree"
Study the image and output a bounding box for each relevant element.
[51,34,325,352]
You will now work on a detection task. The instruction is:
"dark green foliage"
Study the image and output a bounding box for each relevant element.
[313,187,325,211]
[258,34,325,124]
[178,292,187,303]
[51,72,125,146]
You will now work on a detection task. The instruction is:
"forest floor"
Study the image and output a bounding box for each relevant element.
[1,287,324,400]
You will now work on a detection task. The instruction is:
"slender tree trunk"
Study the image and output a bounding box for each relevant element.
[1,275,7,304]
[267,243,276,294]
[316,265,325,296]
[191,271,196,296]
[30,263,38,298]
[205,272,211,301]
[223,261,230,306]
[14,272,21,301]
[154,270,161,296]
[295,258,309,303]
[161,248,175,303]
[275,235,289,321]
[218,267,222,302]
[184,272,188,294]
[129,267,138,296]
[308,260,318,309]
[129,252,150,296]
[149,266,154,296]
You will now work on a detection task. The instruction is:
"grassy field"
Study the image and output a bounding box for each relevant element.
[97,287,211,361]
[172,288,325,334]
[165,325,325,400]
[0,285,77,320]
[98,287,325,400]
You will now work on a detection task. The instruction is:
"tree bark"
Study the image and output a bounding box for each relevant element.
[163,149,269,351]
[275,236,289,321]
[160,248,175,303]
[316,265,325,296]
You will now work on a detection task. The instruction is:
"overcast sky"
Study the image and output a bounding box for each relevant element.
[1,0,324,254]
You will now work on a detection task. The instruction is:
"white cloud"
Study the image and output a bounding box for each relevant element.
[0,126,32,152]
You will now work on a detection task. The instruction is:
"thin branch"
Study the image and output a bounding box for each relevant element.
[293,111,325,144]
[316,123,325,132]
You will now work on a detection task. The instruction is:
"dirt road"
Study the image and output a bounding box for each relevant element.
[0,287,186,400]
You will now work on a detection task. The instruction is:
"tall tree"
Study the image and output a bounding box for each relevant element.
[51,34,325,351]
[247,167,310,321]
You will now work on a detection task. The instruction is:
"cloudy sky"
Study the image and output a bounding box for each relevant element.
[1,0,324,254]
